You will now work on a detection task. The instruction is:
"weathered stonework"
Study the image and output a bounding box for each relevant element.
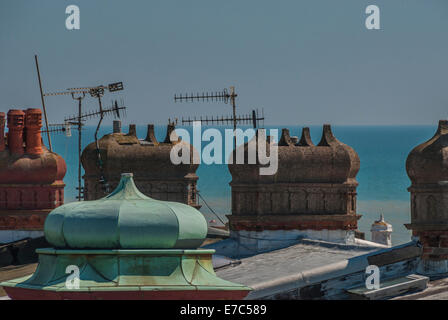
[81,122,200,208]
[227,125,361,248]
[405,120,448,276]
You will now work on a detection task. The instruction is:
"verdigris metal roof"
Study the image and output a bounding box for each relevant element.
[44,173,207,249]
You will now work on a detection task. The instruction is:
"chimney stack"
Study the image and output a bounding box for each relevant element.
[164,124,178,143]
[113,120,122,134]
[7,109,25,155]
[25,108,43,155]
[145,124,158,144]
[128,124,137,137]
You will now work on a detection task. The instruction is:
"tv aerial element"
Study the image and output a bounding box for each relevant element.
[167,118,178,126]
[41,122,74,136]
[174,86,238,132]
[44,82,125,201]
[175,89,232,104]
[181,108,265,129]
[175,86,242,151]
[43,82,124,97]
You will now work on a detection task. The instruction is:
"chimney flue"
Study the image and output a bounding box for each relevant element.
[128,124,137,136]
[145,124,158,144]
[164,124,178,143]
[25,108,43,155]
[113,120,122,133]
[7,109,25,155]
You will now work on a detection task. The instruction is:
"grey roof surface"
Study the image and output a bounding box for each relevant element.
[216,239,378,287]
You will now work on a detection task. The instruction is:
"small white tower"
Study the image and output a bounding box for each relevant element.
[371,214,393,247]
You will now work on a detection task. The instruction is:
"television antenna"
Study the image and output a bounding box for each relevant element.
[174,86,238,131]
[174,86,265,152]
[43,83,125,200]
[180,108,264,129]
[41,122,75,135]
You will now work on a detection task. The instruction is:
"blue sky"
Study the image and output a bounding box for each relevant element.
[1,0,447,125]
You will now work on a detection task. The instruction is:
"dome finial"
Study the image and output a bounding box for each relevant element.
[106,172,148,200]
[122,172,133,177]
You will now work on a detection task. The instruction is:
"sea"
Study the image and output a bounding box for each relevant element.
[44,123,437,246]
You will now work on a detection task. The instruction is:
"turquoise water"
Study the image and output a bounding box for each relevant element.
[45,123,436,246]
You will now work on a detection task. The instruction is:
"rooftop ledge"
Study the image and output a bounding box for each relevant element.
[35,248,216,255]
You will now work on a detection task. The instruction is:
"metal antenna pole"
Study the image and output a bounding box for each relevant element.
[94,94,104,151]
[34,55,52,151]
[229,86,237,159]
[93,92,109,193]
[71,93,85,201]
[230,86,237,132]
[78,97,82,200]
[252,110,257,129]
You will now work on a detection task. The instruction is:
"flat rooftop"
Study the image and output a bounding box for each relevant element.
[215,239,381,298]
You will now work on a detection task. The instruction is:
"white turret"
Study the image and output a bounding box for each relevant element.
[371,214,393,247]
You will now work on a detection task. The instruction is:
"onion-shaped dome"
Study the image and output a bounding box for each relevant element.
[81,124,198,181]
[406,120,448,185]
[44,173,207,249]
[228,125,360,184]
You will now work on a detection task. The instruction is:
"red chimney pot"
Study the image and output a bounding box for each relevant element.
[25,108,43,155]
[7,109,25,155]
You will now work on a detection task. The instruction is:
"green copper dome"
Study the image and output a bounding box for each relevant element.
[44,173,207,249]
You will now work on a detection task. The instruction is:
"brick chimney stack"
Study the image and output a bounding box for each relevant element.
[406,120,448,276]
[227,125,362,255]
[0,108,67,243]
[81,122,200,208]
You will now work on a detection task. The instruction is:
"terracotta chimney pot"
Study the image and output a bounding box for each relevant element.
[7,109,25,155]
[25,108,43,155]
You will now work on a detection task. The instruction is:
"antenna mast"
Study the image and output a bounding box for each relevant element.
[44,82,126,200]
[34,55,52,151]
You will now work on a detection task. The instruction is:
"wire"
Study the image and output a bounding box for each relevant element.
[197,192,227,226]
